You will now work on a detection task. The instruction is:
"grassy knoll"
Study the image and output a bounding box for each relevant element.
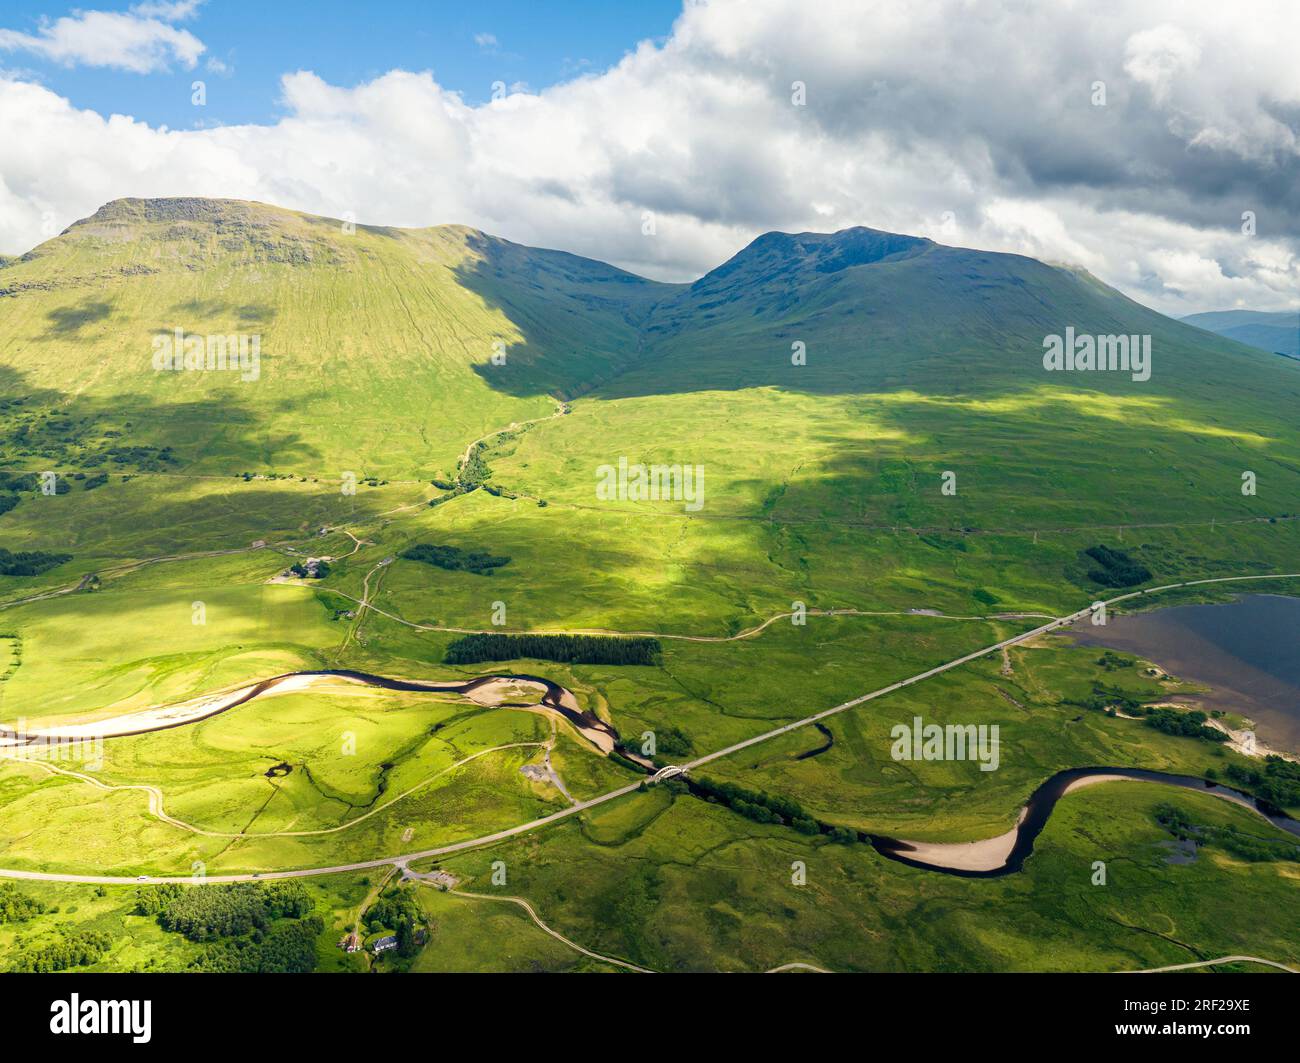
[404,887,613,972]
[0,743,566,877]
[83,688,544,832]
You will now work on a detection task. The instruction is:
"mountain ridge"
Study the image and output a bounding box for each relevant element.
[2,194,1297,482]
[1182,309,1300,360]
[23,196,1141,301]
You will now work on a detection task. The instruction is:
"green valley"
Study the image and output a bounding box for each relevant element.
[1,198,1297,975]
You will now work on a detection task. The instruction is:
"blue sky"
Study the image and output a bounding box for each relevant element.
[0,0,682,127]
[0,0,1296,313]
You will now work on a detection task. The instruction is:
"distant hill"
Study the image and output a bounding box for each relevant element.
[1181,309,1300,360]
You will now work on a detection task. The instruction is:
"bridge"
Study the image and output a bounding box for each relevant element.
[650,765,688,783]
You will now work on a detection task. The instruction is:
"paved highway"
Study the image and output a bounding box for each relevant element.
[1,572,1295,886]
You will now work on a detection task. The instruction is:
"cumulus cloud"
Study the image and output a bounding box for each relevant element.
[0,0,1297,314]
[0,1,205,73]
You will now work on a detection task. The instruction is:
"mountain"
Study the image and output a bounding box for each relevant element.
[1181,309,1300,360]
[0,198,675,480]
[4,203,1299,981]
[4,199,1288,423]
[2,198,1298,576]
[605,223,1239,398]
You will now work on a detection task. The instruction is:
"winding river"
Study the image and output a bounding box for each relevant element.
[3,669,1296,879]
[868,767,1300,878]
[0,668,633,760]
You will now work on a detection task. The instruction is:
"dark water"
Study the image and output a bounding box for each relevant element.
[869,767,1300,879]
[1069,594,1300,751]
[37,668,631,758]
[318,670,628,752]
[795,722,834,761]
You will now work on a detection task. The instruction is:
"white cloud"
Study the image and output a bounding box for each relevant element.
[130,1,203,18]
[0,0,1297,314]
[473,32,498,49]
[0,3,205,73]
[1124,24,1202,104]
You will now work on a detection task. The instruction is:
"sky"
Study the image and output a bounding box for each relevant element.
[0,0,1297,315]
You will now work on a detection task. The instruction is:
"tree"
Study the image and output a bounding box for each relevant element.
[397,919,417,958]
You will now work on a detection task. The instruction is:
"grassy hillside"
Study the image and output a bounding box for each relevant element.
[0,197,671,482]
[1,199,1297,972]
[3,196,1297,711]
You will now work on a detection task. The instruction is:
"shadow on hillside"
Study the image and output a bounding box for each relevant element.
[451,239,1271,406]
[0,363,410,566]
[452,233,678,402]
[0,364,320,484]
[46,299,114,334]
[168,298,279,325]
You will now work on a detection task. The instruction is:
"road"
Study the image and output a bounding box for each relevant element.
[325,598,1030,643]
[1129,955,1297,974]
[13,740,551,839]
[0,542,280,614]
[436,887,653,973]
[335,559,389,657]
[0,571,1296,886]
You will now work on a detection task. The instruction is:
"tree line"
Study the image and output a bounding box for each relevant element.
[135,881,321,973]
[1083,544,1152,587]
[444,632,661,666]
[10,929,112,973]
[1141,706,1228,742]
[402,542,511,575]
[0,547,72,576]
[688,776,857,841]
[0,883,46,923]
[1223,757,1300,811]
[189,918,324,973]
[137,881,313,941]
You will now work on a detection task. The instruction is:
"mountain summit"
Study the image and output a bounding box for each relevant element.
[1,197,1294,479]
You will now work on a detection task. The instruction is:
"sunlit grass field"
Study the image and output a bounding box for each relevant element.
[1,198,1297,971]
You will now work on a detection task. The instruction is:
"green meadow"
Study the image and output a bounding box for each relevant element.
[1,198,1297,971]
[418,779,1299,973]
